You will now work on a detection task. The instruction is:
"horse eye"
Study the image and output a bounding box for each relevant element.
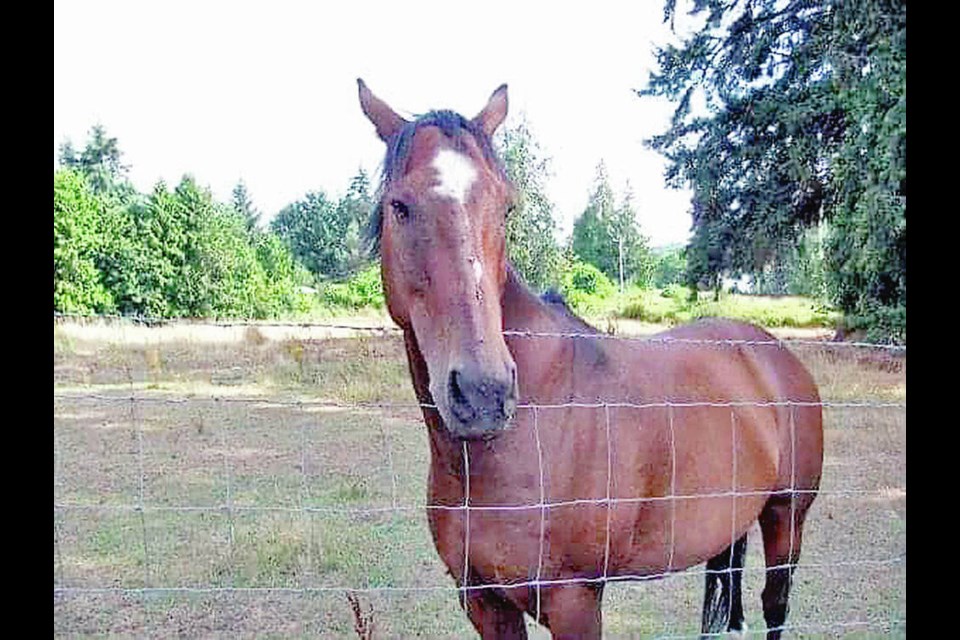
[390,199,410,222]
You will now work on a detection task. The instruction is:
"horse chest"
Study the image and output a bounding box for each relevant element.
[426,446,546,585]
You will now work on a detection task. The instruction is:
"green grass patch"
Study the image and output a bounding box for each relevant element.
[59,511,148,587]
[615,286,839,329]
[265,337,411,403]
[555,280,839,330]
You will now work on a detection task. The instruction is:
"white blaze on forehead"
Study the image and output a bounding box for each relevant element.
[431,148,477,204]
[471,257,483,284]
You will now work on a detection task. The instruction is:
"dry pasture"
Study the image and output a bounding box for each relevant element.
[54,319,905,638]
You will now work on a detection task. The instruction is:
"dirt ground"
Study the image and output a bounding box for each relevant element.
[54,320,905,638]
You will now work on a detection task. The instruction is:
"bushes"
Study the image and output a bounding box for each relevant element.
[556,260,617,316]
[619,288,839,328]
[319,263,384,311]
[53,170,309,319]
[840,303,906,345]
[53,168,846,331]
[619,286,690,324]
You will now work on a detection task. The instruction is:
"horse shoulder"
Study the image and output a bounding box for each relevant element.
[539,295,612,385]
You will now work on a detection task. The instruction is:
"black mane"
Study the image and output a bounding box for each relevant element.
[540,289,568,306]
[364,110,507,256]
[540,289,601,334]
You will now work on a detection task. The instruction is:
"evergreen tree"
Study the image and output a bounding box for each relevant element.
[272,191,347,279]
[495,119,563,290]
[231,179,261,232]
[337,168,375,276]
[609,183,655,289]
[58,124,131,197]
[53,169,115,313]
[642,0,905,340]
[571,164,653,289]
[273,170,378,281]
[652,245,688,289]
[572,162,618,278]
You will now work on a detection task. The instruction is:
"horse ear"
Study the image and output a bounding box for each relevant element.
[473,84,508,137]
[358,78,407,141]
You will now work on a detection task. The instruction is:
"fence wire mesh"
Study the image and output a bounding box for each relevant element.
[54,316,905,637]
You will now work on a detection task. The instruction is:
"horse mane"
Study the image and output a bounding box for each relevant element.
[539,289,602,334]
[365,110,508,256]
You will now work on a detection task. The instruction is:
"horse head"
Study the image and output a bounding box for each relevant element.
[358,79,518,440]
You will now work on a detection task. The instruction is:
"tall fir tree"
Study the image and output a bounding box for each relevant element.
[572,163,653,289]
[496,119,563,290]
[642,0,905,340]
[58,124,131,197]
[572,162,618,278]
[337,168,375,276]
[231,180,261,232]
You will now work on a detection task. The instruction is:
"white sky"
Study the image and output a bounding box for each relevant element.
[54,1,694,247]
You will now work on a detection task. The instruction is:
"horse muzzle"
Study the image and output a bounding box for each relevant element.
[443,364,518,439]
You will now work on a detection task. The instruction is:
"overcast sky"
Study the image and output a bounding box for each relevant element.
[54,1,695,247]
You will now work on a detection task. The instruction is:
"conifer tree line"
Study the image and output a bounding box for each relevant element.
[53,121,666,320]
[55,0,905,344]
[55,126,311,319]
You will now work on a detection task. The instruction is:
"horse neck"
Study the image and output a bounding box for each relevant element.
[501,263,550,331]
[501,263,581,392]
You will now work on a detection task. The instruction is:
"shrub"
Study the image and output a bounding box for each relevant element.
[557,260,617,315]
[53,170,115,313]
[617,288,838,329]
[54,171,310,320]
[320,263,384,310]
[841,303,906,345]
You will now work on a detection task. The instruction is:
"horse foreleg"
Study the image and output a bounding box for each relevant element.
[536,584,603,640]
[461,586,528,639]
[701,533,748,637]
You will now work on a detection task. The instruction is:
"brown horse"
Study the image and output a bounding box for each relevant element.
[357,79,823,639]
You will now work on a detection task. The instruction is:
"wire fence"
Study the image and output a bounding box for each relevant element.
[53,316,906,637]
[54,311,908,351]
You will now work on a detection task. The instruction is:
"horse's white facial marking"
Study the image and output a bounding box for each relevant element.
[471,257,483,285]
[432,148,477,205]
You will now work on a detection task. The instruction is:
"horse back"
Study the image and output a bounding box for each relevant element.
[656,318,823,493]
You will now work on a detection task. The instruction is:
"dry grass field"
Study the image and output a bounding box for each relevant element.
[53,319,905,638]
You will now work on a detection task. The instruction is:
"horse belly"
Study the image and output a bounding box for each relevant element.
[610,489,773,577]
[612,405,780,575]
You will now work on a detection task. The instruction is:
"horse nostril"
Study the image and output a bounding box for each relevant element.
[449,370,465,404]
[448,370,473,423]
